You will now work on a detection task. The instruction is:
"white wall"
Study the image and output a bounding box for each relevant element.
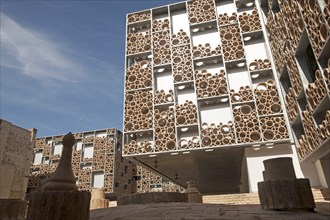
[34,152,43,165]
[192,30,220,49]
[76,140,82,151]
[82,164,92,169]
[96,132,106,137]
[53,143,63,156]
[177,126,199,142]
[216,1,235,15]
[227,69,250,91]
[195,63,224,75]
[44,158,50,165]
[155,70,173,92]
[171,10,189,35]
[93,173,105,188]
[84,145,94,158]
[320,158,330,187]
[176,87,196,105]
[136,133,153,142]
[244,40,268,64]
[200,102,232,125]
[315,160,328,187]
[300,161,321,187]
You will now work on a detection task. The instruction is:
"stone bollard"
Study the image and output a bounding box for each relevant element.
[263,157,296,181]
[258,157,315,211]
[26,133,91,220]
[184,181,202,203]
[90,188,109,210]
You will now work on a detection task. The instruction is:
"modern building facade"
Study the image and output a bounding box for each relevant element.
[27,128,183,199]
[122,0,329,194]
[262,0,330,189]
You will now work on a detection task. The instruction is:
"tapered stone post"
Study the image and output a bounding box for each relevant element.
[26,133,91,220]
[184,181,202,203]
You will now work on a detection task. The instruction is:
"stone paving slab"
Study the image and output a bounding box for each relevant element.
[90,202,330,220]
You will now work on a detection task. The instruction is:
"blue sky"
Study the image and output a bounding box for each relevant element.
[1,0,179,137]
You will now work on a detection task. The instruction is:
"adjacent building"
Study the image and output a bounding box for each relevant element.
[27,128,183,199]
[262,0,330,189]
[0,119,36,219]
[122,0,329,194]
[0,119,36,200]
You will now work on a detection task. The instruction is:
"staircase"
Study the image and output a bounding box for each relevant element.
[203,192,260,205]
[312,188,330,201]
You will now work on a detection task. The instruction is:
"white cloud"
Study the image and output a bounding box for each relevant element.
[0,13,86,82]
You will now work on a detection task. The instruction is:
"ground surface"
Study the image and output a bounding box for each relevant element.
[90,201,330,220]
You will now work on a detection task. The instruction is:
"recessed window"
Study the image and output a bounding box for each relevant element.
[92,172,104,188]
[34,152,43,165]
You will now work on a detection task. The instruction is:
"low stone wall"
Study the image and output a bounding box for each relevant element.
[312,188,330,201]
[117,192,188,206]
[203,192,260,205]
[0,199,27,220]
[108,201,117,207]
[112,188,328,207]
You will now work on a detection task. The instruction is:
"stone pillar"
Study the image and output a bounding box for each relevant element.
[90,188,109,210]
[258,157,315,211]
[263,157,296,181]
[42,133,78,192]
[184,181,202,203]
[26,133,91,220]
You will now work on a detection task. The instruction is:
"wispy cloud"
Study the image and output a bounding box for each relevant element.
[0,10,124,136]
[0,13,86,82]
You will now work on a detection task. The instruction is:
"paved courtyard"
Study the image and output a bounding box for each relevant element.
[90,201,330,220]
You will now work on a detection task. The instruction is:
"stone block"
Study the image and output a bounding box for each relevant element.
[90,189,108,210]
[90,199,109,210]
[26,191,91,220]
[258,178,315,210]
